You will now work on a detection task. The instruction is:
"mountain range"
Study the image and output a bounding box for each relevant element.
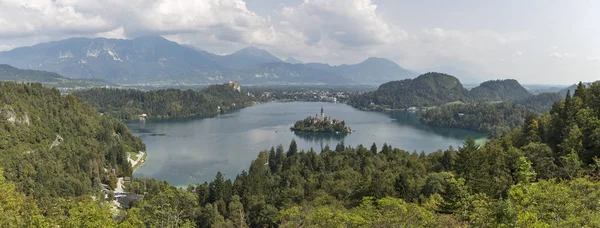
[0,36,415,85]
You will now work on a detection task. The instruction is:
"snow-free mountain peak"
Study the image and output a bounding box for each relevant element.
[285,57,304,64]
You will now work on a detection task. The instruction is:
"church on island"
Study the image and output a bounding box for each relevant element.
[291,107,352,133]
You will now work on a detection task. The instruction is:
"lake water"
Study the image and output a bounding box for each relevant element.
[128,102,486,186]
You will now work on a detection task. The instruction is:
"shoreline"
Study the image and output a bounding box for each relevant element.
[129,151,146,171]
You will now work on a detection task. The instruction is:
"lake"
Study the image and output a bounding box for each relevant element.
[128,102,486,186]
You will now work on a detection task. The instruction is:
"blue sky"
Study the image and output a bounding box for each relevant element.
[0,0,598,84]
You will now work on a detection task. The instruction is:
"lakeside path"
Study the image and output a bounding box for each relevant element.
[115,151,146,194]
[128,151,146,168]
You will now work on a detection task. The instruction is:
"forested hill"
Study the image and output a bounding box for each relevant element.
[347,72,469,109]
[0,64,111,88]
[72,83,254,120]
[348,73,539,110]
[0,82,144,200]
[468,79,532,102]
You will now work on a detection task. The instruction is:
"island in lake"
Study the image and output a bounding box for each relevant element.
[291,107,352,133]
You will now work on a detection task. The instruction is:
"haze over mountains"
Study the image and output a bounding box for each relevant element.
[0,36,416,85]
[0,64,111,88]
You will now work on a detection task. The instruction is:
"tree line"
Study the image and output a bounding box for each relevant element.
[72,84,254,120]
[420,92,565,138]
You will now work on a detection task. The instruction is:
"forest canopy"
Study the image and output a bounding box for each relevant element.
[3,81,600,227]
[72,83,254,120]
[0,82,144,202]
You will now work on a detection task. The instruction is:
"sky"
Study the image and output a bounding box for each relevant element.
[0,0,598,84]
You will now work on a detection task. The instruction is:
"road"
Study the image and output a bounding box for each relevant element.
[128,151,145,168]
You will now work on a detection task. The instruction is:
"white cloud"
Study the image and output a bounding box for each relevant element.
[280,0,406,47]
[0,0,531,68]
[551,52,576,58]
[0,1,596,84]
[0,0,115,38]
[0,44,15,51]
[95,27,126,39]
[587,56,600,61]
[0,0,275,45]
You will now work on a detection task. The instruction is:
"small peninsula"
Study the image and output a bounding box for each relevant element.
[291,107,352,133]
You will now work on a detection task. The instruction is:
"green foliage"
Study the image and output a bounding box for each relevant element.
[467,79,532,102]
[290,116,351,133]
[72,83,254,120]
[0,64,110,88]
[348,74,544,112]
[421,102,529,138]
[131,182,198,227]
[5,80,600,226]
[515,92,564,113]
[0,168,48,227]
[0,82,144,201]
[348,72,469,110]
[1,169,125,228]
[508,178,600,227]
[355,77,562,138]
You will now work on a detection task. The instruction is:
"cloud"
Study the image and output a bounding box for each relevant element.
[280,0,406,47]
[0,44,15,51]
[0,0,530,67]
[0,0,114,38]
[2,0,594,85]
[551,52,576,58]
[0,0,274,45]
[587,56,600,61]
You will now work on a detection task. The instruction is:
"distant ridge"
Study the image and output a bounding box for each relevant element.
[0,36,414,85]
[285,57,304,64]
[0,64,111,87]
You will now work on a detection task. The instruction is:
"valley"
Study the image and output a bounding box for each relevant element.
[0,33,597,228]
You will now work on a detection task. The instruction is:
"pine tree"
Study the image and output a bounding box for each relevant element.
[287,139,298,157]
[456,136,479,184]
[227,195,249,228]
[370,142,378,155]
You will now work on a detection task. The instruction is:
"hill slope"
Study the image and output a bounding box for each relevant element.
[348,72,468,109]
[468,79,533,102]
[0,64,111,87]
[334,57,415,84]
[214,46,282,70]
[305,57,415,85]
[0,82,144,200]
[228,62,354,85]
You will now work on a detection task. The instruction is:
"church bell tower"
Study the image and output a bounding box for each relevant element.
[321,106,324,120]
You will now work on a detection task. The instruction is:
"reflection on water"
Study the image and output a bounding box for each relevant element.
[388,110,484,139]
[129,102,486,186]
[293,131,349,142]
